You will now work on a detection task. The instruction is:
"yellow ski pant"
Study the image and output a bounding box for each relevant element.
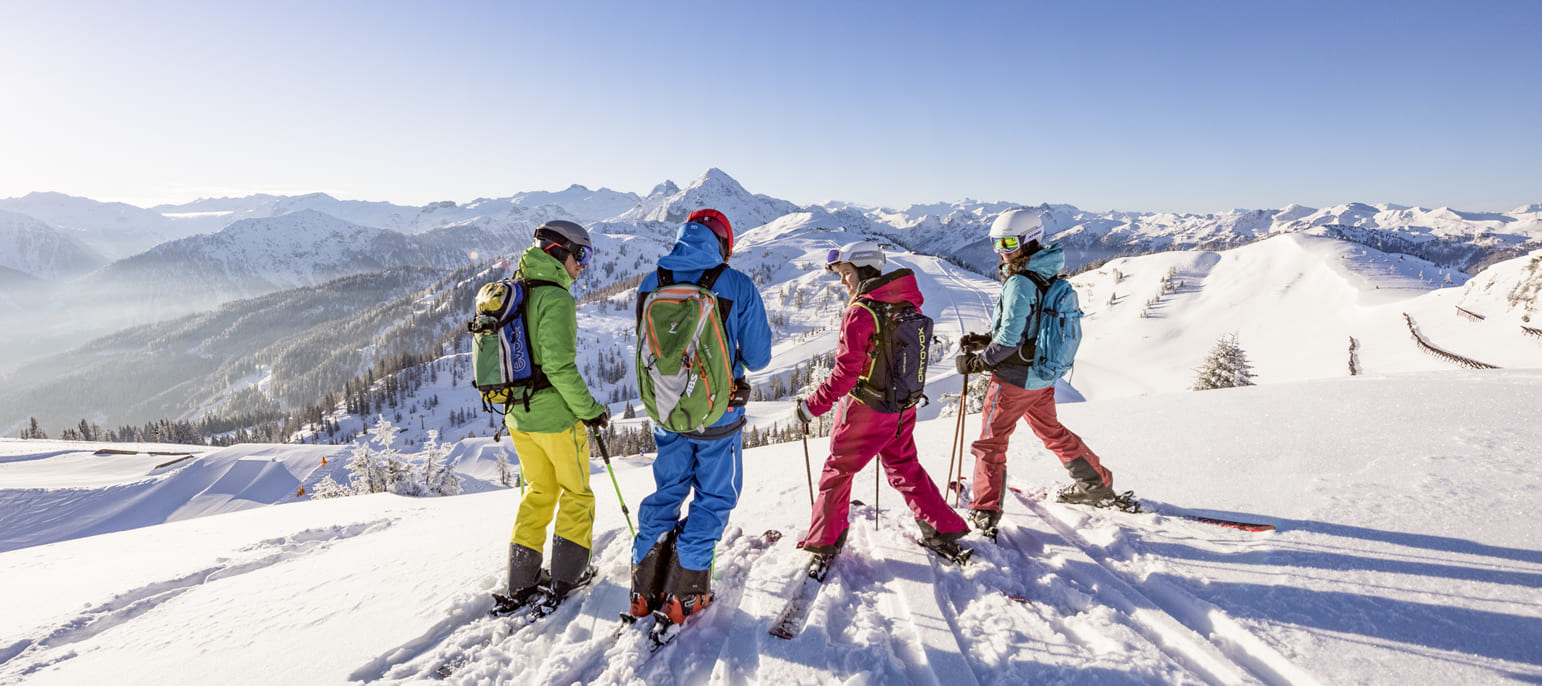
[508,422,594,551]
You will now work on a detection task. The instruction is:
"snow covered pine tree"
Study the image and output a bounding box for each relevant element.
[1191,333,1256,391]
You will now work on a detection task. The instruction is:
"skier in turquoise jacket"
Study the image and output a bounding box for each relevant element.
[956,209,1117,534]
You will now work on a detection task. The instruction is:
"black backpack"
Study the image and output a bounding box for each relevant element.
[851,299,933,413]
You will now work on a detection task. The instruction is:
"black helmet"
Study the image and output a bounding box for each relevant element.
[534,220,594,267]
[534,220,592,248]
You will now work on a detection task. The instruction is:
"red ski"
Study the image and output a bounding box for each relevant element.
[1008,486,1276,532]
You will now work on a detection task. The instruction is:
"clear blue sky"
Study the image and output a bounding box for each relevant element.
[2,1,1538,213]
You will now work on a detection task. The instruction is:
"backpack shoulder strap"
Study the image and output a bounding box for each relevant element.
[656,268,675,288]
[697,263,729,290]
[519,278,564,291]
[1024,271,1055,291]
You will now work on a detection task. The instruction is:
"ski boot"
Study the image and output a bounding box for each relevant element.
[627,529,677,618]
[968,508,1002,541]
[916,519,972,565]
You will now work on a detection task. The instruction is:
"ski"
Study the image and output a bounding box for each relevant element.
[1009,485,1275,532]
[1181,515,1276,532]
[767,552,836,640]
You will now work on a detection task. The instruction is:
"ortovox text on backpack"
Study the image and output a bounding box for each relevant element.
[853,299,933,413]
[468,277,559,413]
[636,266,735,433]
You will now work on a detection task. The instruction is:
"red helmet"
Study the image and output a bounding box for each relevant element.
[687,208,733,259]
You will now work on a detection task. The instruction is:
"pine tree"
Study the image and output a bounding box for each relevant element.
[1191,333,1256,390]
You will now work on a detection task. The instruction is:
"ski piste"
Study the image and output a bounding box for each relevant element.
[767,550,837,640]
[1007,485,1276,532]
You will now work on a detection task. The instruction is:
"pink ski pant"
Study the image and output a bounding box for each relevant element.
[970,377,1111,512]
[801,396,967,548]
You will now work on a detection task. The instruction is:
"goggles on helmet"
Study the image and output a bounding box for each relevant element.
[825,248,843,269]
[992,236,1023,254]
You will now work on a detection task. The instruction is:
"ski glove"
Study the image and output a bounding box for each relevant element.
[960,332,992,353]
[790,399,815,427]
[955,353,991,375]
[583,410,610,430]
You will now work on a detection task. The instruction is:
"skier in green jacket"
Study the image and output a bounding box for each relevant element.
[499,220,610,612]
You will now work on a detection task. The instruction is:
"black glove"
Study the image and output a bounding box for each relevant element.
[955,353,990,375]
[583,410,610,430]
[790,399,815,427]
[960,332,991,353]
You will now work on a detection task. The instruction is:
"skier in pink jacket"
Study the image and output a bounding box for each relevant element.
[791,242,971,564]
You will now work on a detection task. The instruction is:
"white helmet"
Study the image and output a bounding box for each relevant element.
[989,209,1046,245]
[825,241,885,271]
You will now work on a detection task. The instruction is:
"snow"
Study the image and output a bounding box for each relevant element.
[2,368,1540,685]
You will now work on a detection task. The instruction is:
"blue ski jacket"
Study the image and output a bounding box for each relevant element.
[980,243,1066,390]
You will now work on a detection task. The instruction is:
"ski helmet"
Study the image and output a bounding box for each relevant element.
[535,220,593,266]
[825,241,886,272]
[988,209,1046,254]
[687,208,733,259]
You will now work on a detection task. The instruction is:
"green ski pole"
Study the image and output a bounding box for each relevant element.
[592,429,636,539]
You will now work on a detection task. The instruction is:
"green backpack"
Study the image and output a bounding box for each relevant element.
[636,265,734,433]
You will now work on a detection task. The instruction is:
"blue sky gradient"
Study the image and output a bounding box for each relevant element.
[1,1,1537,213]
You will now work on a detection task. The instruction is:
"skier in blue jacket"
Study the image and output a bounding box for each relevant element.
[628,209,772,626]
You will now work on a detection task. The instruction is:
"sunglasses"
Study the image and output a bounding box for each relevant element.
[992,236,1022,254]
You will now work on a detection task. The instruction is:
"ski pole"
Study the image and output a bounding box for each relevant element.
[591,430,636,538]
[801,424,815,507]
[946,372,969,507]
[949,371,962,505]
[874,459,880,530]
[954,387,968,508]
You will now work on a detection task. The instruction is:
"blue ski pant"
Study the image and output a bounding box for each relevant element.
[630,428,743,572]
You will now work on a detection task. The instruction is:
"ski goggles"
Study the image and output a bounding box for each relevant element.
[573,243,592,267]
[825,248,842,269]
[991,236,1023,254]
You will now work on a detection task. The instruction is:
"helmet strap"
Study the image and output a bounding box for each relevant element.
[541,239,572,264]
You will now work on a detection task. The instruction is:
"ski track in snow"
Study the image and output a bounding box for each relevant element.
[0,520,393,680]
[366,526,784,685]
[1006,487,1322,686]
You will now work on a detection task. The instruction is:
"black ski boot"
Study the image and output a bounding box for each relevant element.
[797,527,847,556]
[968,508,1002,541]
[916,519,972,565]
[492,543,549,615]
[1058,457,1117,505]
[659,553,714,626]
[1055,481,1117,505]
[628,529,677,619]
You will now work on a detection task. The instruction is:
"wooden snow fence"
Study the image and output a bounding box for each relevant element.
[153,455,196,469]
[1403,313,1499,370]
[1455,305,1486,321]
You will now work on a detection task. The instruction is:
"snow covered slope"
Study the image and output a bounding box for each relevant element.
[2,369,1538,685]
[0,210,106,279]
[0,192,191,259]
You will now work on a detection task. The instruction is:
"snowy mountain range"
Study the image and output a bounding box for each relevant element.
[1,168,1540,434]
